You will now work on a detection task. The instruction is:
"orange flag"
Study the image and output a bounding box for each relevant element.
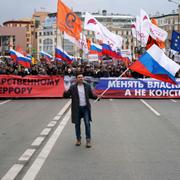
[146,18,165,50]
[86,38,91,50]
[57,0,82,41]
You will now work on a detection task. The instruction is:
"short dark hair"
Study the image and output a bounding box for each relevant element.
[75,71,84,77]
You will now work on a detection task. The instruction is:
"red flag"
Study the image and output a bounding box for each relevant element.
[57,0,82,41]
[16,46,27,56]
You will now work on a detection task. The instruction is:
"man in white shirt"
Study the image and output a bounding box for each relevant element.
[64,72,99,148]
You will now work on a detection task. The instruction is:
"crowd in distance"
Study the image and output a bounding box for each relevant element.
[0,57,180,78]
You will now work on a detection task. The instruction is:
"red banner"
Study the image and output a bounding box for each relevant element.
[0,75,64,98]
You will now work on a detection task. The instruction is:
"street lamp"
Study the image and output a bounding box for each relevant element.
[168,0,180,32]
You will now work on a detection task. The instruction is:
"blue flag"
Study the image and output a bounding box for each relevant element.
[170,30,180,52]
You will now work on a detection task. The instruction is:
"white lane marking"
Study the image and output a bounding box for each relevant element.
[53,115,61,121]
[0,100,11,106]
[47,121,57,127]
[170,99,177,103]
[22,110,71,180]
[1,100,71,180]
[19,149,36,161]
[31,137,45,146]
[57,100,71,116]
[1,164,24,180]
[40,128,51,136]
[140,99,161,116]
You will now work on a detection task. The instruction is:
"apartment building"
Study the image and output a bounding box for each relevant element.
[152,12,179,48]
[80,10,136,51]
[36,10,135,59]
[37,13,78,59]
[0,26,26,56]
[3,19,34,54]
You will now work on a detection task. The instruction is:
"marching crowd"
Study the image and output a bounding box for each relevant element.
[0,57,180,78]
[0,57,136,78]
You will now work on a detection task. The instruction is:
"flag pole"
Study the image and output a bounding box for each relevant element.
[139,17,143,56]
[62,32,65,52]
[133,18,139,59]
[94,68,130,103]
[55,21,58,59]
[80,16,86,65]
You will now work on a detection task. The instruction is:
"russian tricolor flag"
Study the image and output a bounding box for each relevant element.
[54,58,63,62]
[40,51,53,62]
[55,47,74,64]
[129,44,180,84]
[10,49,31,68]
[102,43,126,60]
[102,44,130,66]
[102,43,118,58]
[89,43,102,55]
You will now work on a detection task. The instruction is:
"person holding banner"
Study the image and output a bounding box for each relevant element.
[63,72,99,148]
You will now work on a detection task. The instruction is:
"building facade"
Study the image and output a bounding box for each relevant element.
[3,19,34,54]
[152,12,180,49]
[37,15,57,59]
[37,13,78,59]
[32,11,50,57]
[0,26,26,56]
[1,11,49,57]
[79,10,136,53]
[72,10,180,59]
[36,10,136,59]
[2,9,178,59]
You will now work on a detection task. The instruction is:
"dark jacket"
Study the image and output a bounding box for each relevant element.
[64,82,97,124]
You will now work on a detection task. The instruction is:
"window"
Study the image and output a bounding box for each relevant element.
[43,38,53,54]
[175,25,178,31]
[35,16,40,28]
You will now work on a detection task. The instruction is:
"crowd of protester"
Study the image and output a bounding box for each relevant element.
[0,56,180,78]
[0,57,134,78]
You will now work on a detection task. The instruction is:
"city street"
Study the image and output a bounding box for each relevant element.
[0,0,180,179]
[0,98,180,180]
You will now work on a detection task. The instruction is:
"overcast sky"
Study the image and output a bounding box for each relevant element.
[0,0,178,24]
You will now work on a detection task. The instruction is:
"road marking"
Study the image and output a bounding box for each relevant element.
[170,99,177,103]
[0,100,11,106]
[1,164,24,180]
[22,109,71,180]
[40,128,51,136]
[19,149,36,161]
[53,115,61,121]
[140,99,160,116]
[31,137,45,146]
[1,100,71,180]
[57,100,71,116]
[47,121,57,127]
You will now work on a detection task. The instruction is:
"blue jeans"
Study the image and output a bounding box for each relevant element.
[75,106,91,140]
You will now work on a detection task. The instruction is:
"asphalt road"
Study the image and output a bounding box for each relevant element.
[0,98,180,180]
